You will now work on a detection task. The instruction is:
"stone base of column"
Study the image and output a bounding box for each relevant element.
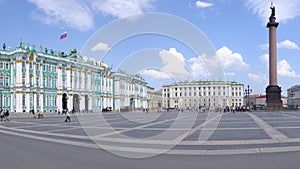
[265,85,283,110]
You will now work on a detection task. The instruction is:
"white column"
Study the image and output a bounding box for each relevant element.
[10,61,14,87]
[57,93,62,111]
[81,70,84,90]
[16,91,22,113]
[33,92,37,112]
[40,62,44,88]
[57,64,62,90]
[26,60,30,87]
[10,92,14,113]
[40,92,44,112]
[68,94,73,112]
[15,60,22,87]
[33,61,37,87]
[25,91,30,112]
[66,66,71,90]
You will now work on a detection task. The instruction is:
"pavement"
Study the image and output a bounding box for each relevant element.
[2,110,300,157]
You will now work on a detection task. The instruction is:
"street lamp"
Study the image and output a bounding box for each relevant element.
[244,85,252,107]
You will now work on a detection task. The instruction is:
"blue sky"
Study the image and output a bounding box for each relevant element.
[1,0,300,95]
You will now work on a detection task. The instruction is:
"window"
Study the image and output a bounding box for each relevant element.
[29,62,32,69]
[63,78,66,88]
[43,64,46,71]
[30,76,33,87]
[43,77,46,86]
[54,78,57,88]
[49,95,52,107]
[5,63,9,70]
[0,62,3,69]
[22,95,26,107]
[0,76,3,86]
[54,66,57,72]
[36,63,40,70]
[22,74,25,85]
[5,76,8,86]
[49,76,52,88]
[48,65,51,72]
[30,95,33,107]
[43,95,46,107]
[37,95,39,106]
[22,61,25,68]
[36,77,39,86]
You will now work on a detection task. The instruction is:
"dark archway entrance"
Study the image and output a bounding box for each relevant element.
[62,93,68,110]
[85,95,89,112]
[73,94,80,112]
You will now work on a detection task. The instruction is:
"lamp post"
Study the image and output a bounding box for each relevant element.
[244,85,252,107]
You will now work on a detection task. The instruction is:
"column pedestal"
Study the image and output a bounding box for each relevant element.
[266,85,282,110]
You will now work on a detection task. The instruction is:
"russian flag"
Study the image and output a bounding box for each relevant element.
[60,31,67,40]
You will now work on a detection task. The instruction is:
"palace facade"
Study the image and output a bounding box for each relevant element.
[0,42,113,113]
[162,81,244,110]
[112,70,148,112]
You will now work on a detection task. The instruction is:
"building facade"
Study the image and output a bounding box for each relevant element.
[0,42,113,113]
[112,70,148,112]
[147,87,162,111]
[162,81,244,110]
[287,85,300,106]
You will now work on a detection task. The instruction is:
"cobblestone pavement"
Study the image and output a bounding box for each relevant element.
[2,111,300,156]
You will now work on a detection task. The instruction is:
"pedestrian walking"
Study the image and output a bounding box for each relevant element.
[4,109,9,121]
[65,112,70,123]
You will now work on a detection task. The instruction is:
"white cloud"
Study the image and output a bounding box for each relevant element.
[278,59,299,78]
[259,53,269,66]
[91,0,154,19]
[91,42,111,52]
[278,40,299,49]
[259,44,269,50]
[246,0,300,24]
[224,72,236,77]
[29,0,155,31]
[248,73,267,82]
[138,69,171,79]
[259,56,299,78]
[29,0,94,31]
[159,48,193,81]
[188,54,210,78]
[216,46,249,71]
[259,40,299,50]
[195,1,214,8]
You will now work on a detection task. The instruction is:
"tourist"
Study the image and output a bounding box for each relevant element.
[4,109,9,121]
[65,112,70,123]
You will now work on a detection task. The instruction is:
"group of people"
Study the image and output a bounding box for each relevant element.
[0,109,9,121]
[30,109,44,119]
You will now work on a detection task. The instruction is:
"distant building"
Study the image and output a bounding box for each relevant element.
[250,94,287,108]
[147,87,162,110]
[162,81,244,110]
[112,70,148,112]
[287,85,300,106]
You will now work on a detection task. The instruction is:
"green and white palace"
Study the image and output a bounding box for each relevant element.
[0,42,116,113]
